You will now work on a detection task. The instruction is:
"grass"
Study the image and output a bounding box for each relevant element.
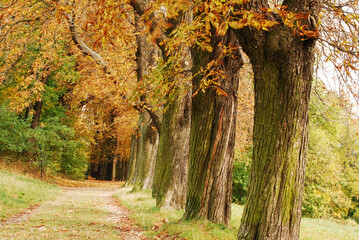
[0,170,60,221]
[115,187,240,240]
[115,186,359,240]
[0,187,132,239]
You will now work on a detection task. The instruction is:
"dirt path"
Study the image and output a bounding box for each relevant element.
[0,187,148,240]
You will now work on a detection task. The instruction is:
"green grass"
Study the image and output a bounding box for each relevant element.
[115,187,359,240]
[301,218,359,240]
[0,170,60,220]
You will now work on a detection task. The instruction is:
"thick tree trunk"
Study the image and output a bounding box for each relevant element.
[127,16,161,189]
[152,11,193,209]
[152,89,191,209]
[183,30,243,225]
[131,111,159,189]
[235,1,321,238]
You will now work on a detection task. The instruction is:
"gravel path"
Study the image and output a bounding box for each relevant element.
[0,187,148,240]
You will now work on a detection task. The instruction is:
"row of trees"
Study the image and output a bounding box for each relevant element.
[1,0,358,239]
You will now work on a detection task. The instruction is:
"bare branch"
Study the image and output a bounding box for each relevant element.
[319,37,359,57]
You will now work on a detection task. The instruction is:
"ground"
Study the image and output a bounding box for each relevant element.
[0,184,147,240]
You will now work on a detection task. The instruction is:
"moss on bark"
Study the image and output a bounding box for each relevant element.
[183,30,243,225]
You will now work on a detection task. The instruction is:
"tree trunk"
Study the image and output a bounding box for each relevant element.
[30,74,50,129]
[127,134,139,183]
[183,30,243,225]
[124,158,128,181]
[152,89,191,209]
[127,16,161,189]
[112,154,117,181]
[112,141,120,181]
[30,100,43,129]
[152,11,193,209]
[235,1,321,238]
[24,103,33,120]
[131,111,159,189]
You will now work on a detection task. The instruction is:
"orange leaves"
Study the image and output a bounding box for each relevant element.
[228,10,278,31]
[216,87,228,97]
[275,6,319,39]
[82,0,134,50]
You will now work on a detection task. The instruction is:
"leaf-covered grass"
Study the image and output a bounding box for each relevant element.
[115,186,359,240]
[0,185,136,240]
[0,170,60,220]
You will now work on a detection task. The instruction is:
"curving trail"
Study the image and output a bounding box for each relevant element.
[0,187,147,240]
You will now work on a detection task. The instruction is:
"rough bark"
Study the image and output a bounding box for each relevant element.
[183,30,243,225]
[126,15,161,189]
[127,134,139,183]
[131,111,159,189]
[151,11,193,209]
[152,89,191,209]
[235,1,322,239]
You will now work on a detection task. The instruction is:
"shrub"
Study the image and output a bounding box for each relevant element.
[0,105,31,154]
[232,149,251,204]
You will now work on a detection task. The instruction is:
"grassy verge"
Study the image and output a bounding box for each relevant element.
[115,187,359,240]
[115,187,240,240]
[0,170,60,221]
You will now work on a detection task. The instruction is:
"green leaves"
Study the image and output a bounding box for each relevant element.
[0,104,31,153]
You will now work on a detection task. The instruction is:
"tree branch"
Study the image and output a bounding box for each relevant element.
[319,37,359,57]
[133,103,161,134]
[65,10,112,75]
[66,3,163,133]
[130,0,168,52]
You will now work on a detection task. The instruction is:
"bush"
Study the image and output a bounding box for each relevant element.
[31,117,88,179]
[0,105,31,154]
[352,208,359,223]
[232,149,251,204]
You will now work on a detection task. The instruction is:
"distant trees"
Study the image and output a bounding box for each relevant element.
[304,82,359,221]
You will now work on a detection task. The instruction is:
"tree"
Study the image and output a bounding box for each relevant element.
[233,1,321,238]
[151,12,193,209]
[183,29,243,224]
[126,14,161,189]
[62,0,139,182]
[128,1,194,205]
[304,82,353,219]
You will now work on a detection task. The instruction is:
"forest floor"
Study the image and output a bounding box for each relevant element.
[1,175,358,240]
[0,182,150,240]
